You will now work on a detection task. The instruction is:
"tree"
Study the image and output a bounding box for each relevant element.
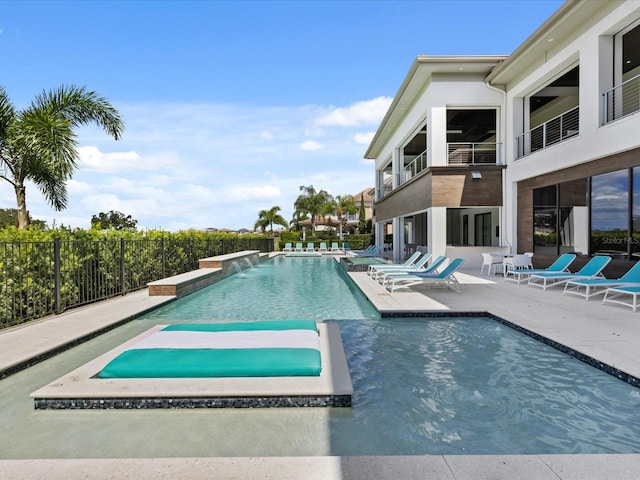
[254,206,288,237]
[91,210,138,230]
[293,185,333,235]
[358,194,367,233]
[0,208,47,230]
[332,194,357,239]
[0,85,124,229]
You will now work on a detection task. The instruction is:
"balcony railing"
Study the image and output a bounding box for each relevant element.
[447,142,500,165]
[516,106,579,159]
[603,73,640,124]
[401,150,428,183]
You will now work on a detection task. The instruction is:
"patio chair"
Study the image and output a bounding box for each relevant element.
[563,260,640,300]
[378,255,447,286]
[318,242,328,252]
[386,258,465,293]
[480,252,503,276]
[504,253,576,284]
[502,254,533,277]
[294,242,304,252]
[330,242,342,252]
[306,242,315,252]
[527,255,611,290]
[602,285,640,311]
[367,252,429,280]
[282,242,293,253]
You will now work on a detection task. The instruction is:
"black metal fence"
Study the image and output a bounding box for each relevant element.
[0,236,273,329]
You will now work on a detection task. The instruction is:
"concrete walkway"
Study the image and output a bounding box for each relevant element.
[1,268,640,479]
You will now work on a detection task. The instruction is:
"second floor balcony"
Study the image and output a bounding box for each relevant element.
[447,142,501,165]
[603,73,640,124]
[516,106,579,159]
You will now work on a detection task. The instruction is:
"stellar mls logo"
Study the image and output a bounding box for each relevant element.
[602,236,640,245]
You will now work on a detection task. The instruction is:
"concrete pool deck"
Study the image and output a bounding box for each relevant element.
[1,265,640,479]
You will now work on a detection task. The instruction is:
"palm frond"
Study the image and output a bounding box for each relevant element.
[33,84,125,140]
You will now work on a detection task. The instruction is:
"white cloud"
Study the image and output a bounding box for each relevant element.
[314,96,392,127]
[300,140,323,151]
[27,99,379,231]
[354,132,375,145]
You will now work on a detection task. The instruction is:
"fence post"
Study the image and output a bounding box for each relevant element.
[161,237,166,278]
[120,238,126,295]
[54,238,61,314]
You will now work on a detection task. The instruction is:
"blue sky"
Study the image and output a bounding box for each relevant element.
[0,0,564,231]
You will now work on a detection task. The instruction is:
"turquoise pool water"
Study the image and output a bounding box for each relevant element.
[138,256,640,455]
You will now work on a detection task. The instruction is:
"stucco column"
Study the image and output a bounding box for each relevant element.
[428,207,447,258]
[393,217,404,262]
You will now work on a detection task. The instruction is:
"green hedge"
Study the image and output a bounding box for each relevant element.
[0,227,272,329]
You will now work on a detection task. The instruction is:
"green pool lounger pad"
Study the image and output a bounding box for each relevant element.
[98,320,322,379]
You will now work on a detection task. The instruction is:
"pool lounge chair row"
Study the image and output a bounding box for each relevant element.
[367,254,463,293]
[282,242,344,253]
[506,252,640,311]
[384,257,465,293]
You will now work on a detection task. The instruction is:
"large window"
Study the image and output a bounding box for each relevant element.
[533,179,589,256]
[591,170,629,258]
[447,208,498,246]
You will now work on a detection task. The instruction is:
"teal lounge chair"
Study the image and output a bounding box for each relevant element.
[369,253,432,281]
[367,251,422,278]
[350,245,382,258]
[282,242,293,253]
[386,258,465,293]
[306,242,315,252]
[318,242,328,252]
[379,255,447,286]
[527,255,611,290]
[504,253,576,284]
[294,242,304,252]
[330,242,341,252]
[563,260,640,300]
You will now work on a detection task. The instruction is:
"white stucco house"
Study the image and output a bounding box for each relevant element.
[365,0,640,271]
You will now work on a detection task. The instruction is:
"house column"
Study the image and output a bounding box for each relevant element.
[393,216,404,262]
[429,207,447,258]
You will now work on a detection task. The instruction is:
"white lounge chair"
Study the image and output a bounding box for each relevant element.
[386,258,465,293]
[282,242,293,253]
[294,242,304,252]
[318,242,328,252]
[563,261,640,300]
[527,255,610,290]
[602,285,640,311]
[504,253,576,284]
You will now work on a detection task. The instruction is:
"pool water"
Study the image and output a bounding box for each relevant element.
[136,256,640,455]
[143,256,380,321]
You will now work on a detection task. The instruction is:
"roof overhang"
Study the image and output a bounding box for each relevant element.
[486,0,617,85]
[364,56,506,160]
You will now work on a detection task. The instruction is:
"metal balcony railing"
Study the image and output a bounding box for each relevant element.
[603,73,640,124]
[516,106,579,159]
[402,150,428,183]
[447,142,500,165]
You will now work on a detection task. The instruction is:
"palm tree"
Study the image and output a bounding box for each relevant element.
[332,194,357,239]
[0,85,124,229]
[254,206,288,237]
[293,185,333,235]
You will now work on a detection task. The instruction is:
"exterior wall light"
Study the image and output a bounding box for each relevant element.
[471,171,482,179]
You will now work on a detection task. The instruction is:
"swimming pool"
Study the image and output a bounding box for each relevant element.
[134,256,640,455]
